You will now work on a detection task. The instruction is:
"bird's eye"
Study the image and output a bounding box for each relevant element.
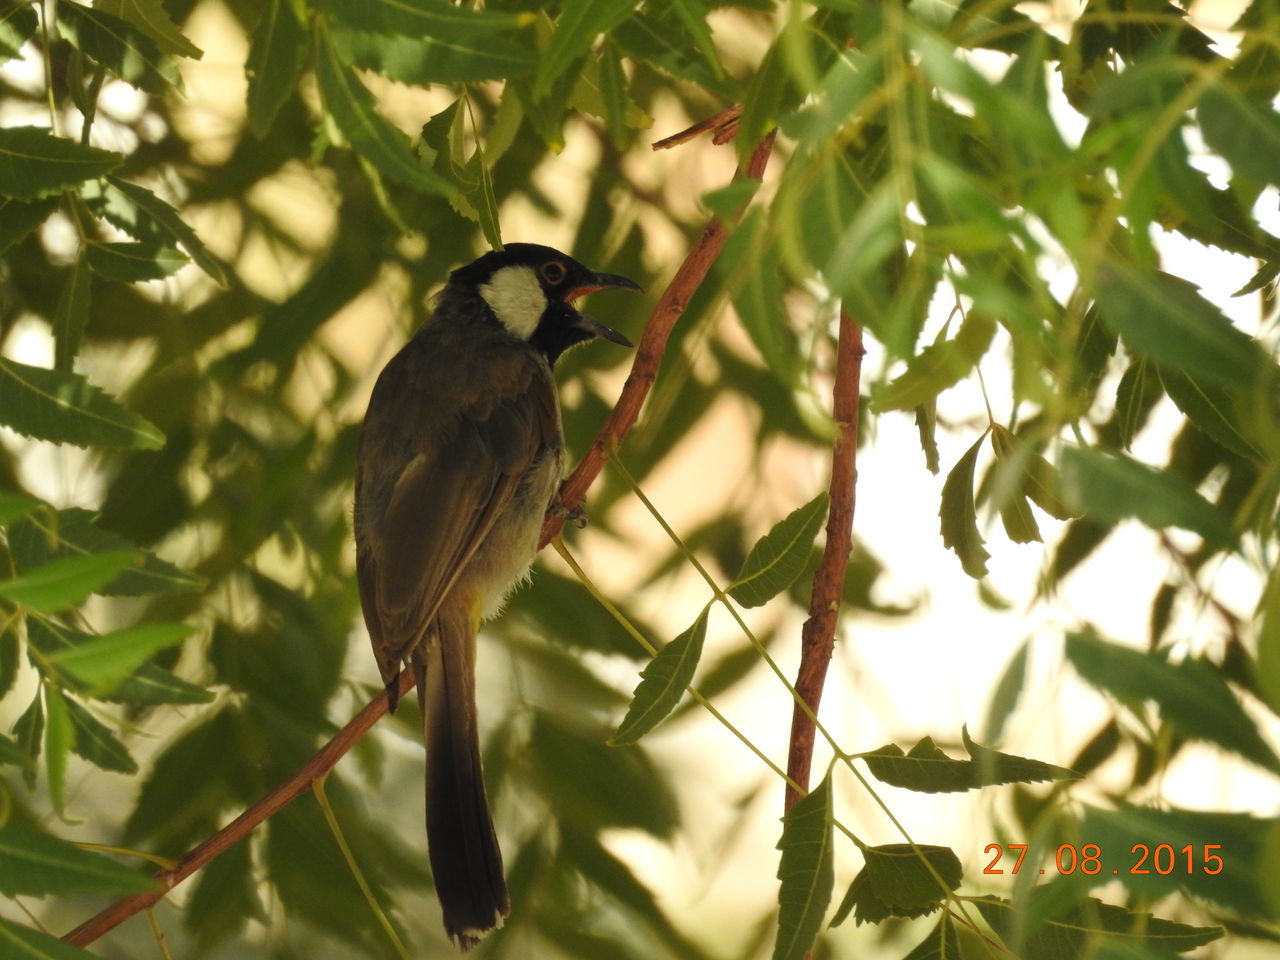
[540,261,567,284]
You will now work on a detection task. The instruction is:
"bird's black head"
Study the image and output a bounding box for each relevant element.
[449,243,640,364]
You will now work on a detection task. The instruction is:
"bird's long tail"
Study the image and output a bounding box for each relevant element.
[418,607,510,950]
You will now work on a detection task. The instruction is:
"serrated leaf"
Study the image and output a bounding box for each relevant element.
[915,401,940,474]
[983,639,1029,744]
[246,0,307,138]
[53,255,92,373]
[13,696,43,787]
[1115,357,1161,449]
[940,433,990,578]
[333,25,536,84]
[58,1,179,94]
[0,3,39,60]
[64,695,136,773]
[85,240,188,282]
[772,772,834,960]
[95,0,201,58]
[902,916,962,959]
[0,820,155,897]
[533,0,637,99]
[1066,631,1280,774]
[1198,85,1280,188]
[0,197,56,257]
[663,0,722,79]
[1159,366,1267,460]
[973,890,1223,957]
[598,40,630,150]
[1258,567,1280,716]
[314,26,455,198]
[611,606,709,745]
[1058,444,1235,548]
[719,208,802,387]
[0,916,111,959]
[729,492,829,607]
[312,0,528,37]
[990,425,1078,522]
[49,622,194,696]
[0,358,165,449]
[0,127,121,201]
[860,730,1078,792]
[873,312,996,412]
[832,844,961,928]
[0,550,140,613]
[44,684,72,812]
[105,178,229,285]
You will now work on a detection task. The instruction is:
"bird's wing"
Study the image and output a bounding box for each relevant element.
[357,346,559,688]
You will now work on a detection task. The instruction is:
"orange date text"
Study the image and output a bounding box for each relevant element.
[982,843,1224,876]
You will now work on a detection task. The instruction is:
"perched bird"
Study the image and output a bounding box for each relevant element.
[354,243,639,948]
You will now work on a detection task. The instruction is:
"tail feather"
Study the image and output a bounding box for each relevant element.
[419,610,510,949]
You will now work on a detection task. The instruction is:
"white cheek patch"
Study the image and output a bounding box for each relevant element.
[479,265,546,340]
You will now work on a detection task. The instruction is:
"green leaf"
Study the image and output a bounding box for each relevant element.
[598,40,630,150]
[1257,567,1280,716]
[52,255,92,373]
[0,916,116,959]
[860,729,1078,792]
[14,696,43,788]
[313,25,455,198]
[1198,85,1280,188]
[0,550,140,613]
[902,917,962,959]
[64,695,136,773]
[246,0,307,138]
[94,0,201,58]
[1058,445,1235,548]
[662,0,722,79]
[0,492,42,525]
[1096,266,1267,390]
[1066,631,1280,775]
[533,0,637,99]
[728,492,829,607]
[832,844,961,927]
[49,622,195,697]
[915,402,940,474]
[44,684,73,812]
[1114,358,1161,449]
[973,889,1223,957]
[105,178,230,285]
[1081,803,1280,921]
[85,240,188,282]
[611,606,709,745]
[718,208,802,387]
[0,127,121,201]
[0,820,155,897]
[58,1,179,94]
[0,357,165,449]
[312,0,528,37]
[939,433,990,578]
[1159,367,1269,460]
[333,25,536,84]
[772,772,834,960]
[0,3,38,60]
[0,197,56,257]
[872,312,996,412]
[983,639,1029,744]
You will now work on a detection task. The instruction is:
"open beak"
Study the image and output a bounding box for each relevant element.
[568,271,641,348]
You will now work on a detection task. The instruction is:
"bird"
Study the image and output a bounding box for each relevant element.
[354,243,640,949]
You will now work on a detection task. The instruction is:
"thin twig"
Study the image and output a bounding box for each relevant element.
[651,104,742,151]
[785,312,864,810]
[539,128,777,548]
[62,670,416,947]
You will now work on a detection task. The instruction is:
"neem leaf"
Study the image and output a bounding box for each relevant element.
[312,0,528,37]
[0,492,42,525]
[1159,366,1268,461]
[333,24,536,84]
[0,821,155,897]
[0,198,56,257]
[0,550,140,614]
[973,890,1223,957]
[52,255,92,372]
[729,492,829,607]
[105,178,229,285]
[64,695,136,773]
[832,844,961,929]
[314,25,454,198]
[871,311,996,412]
[940,433,990,578]
[49,622,194,697]
[533,0,637,99]
[1198,84,1280,188]
[611,606,709,746]
[85,240,188,282]
[1058,444,1235,548]
[772,772,834,960]
[0,4,38,60]
[246,0,307,138]
[94,0,201,59]
[0,127,121,201]
[44,684,73,812]
[0,357,165,450]
[58,1,179,94]
[0,917,110,959]
[1066,631,1280,775]
[860,730,1078,792]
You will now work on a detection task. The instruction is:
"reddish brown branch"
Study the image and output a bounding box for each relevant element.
[651,104,741,151]
[62,669,416,947]
[540,128,777,548]
[785,313,864,810]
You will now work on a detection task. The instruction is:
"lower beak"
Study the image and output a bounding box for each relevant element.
[575,313,634,348]
[567,271,640,347]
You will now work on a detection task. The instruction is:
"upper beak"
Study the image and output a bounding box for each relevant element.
[567,270,641,348]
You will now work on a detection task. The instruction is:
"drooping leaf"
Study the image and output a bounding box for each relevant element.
[1159,366,1269,460]
[94,0,202,58]
[58,1,179,94]
[0,819,156,901]
[0,492,42,525]
[1058,445,1236,548]
[728,492,829,607]
[85,240,188,282]
[0,550,140,613]
[104,178,229,285]
[915,401,941,474]
[13,696,43,788]
[983,639,1030,744]
[719,208,802,386]
[533,0,637,99]
[832,844,961,927]
[902,916,962,959]
[333,24,536,84]
[49,622,195,697]
[63,694,136,773]
[0,127,121,200]
[1198,85,1280,188]
[871,311,996,412]
[939,433,991,578]
[1257,567,1280,716]
[0,358,165,450]
[0,3,38,60]
[246,0,307,138]
[1066,631,1280,775]
[44,684,73,812]
[52,255,92,372]
[312,0,528,38]
[0,916,121,959]
[0,198,56,257]
[611,606,709,745]
[860,729,1078,792]
[772,772,834,960]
